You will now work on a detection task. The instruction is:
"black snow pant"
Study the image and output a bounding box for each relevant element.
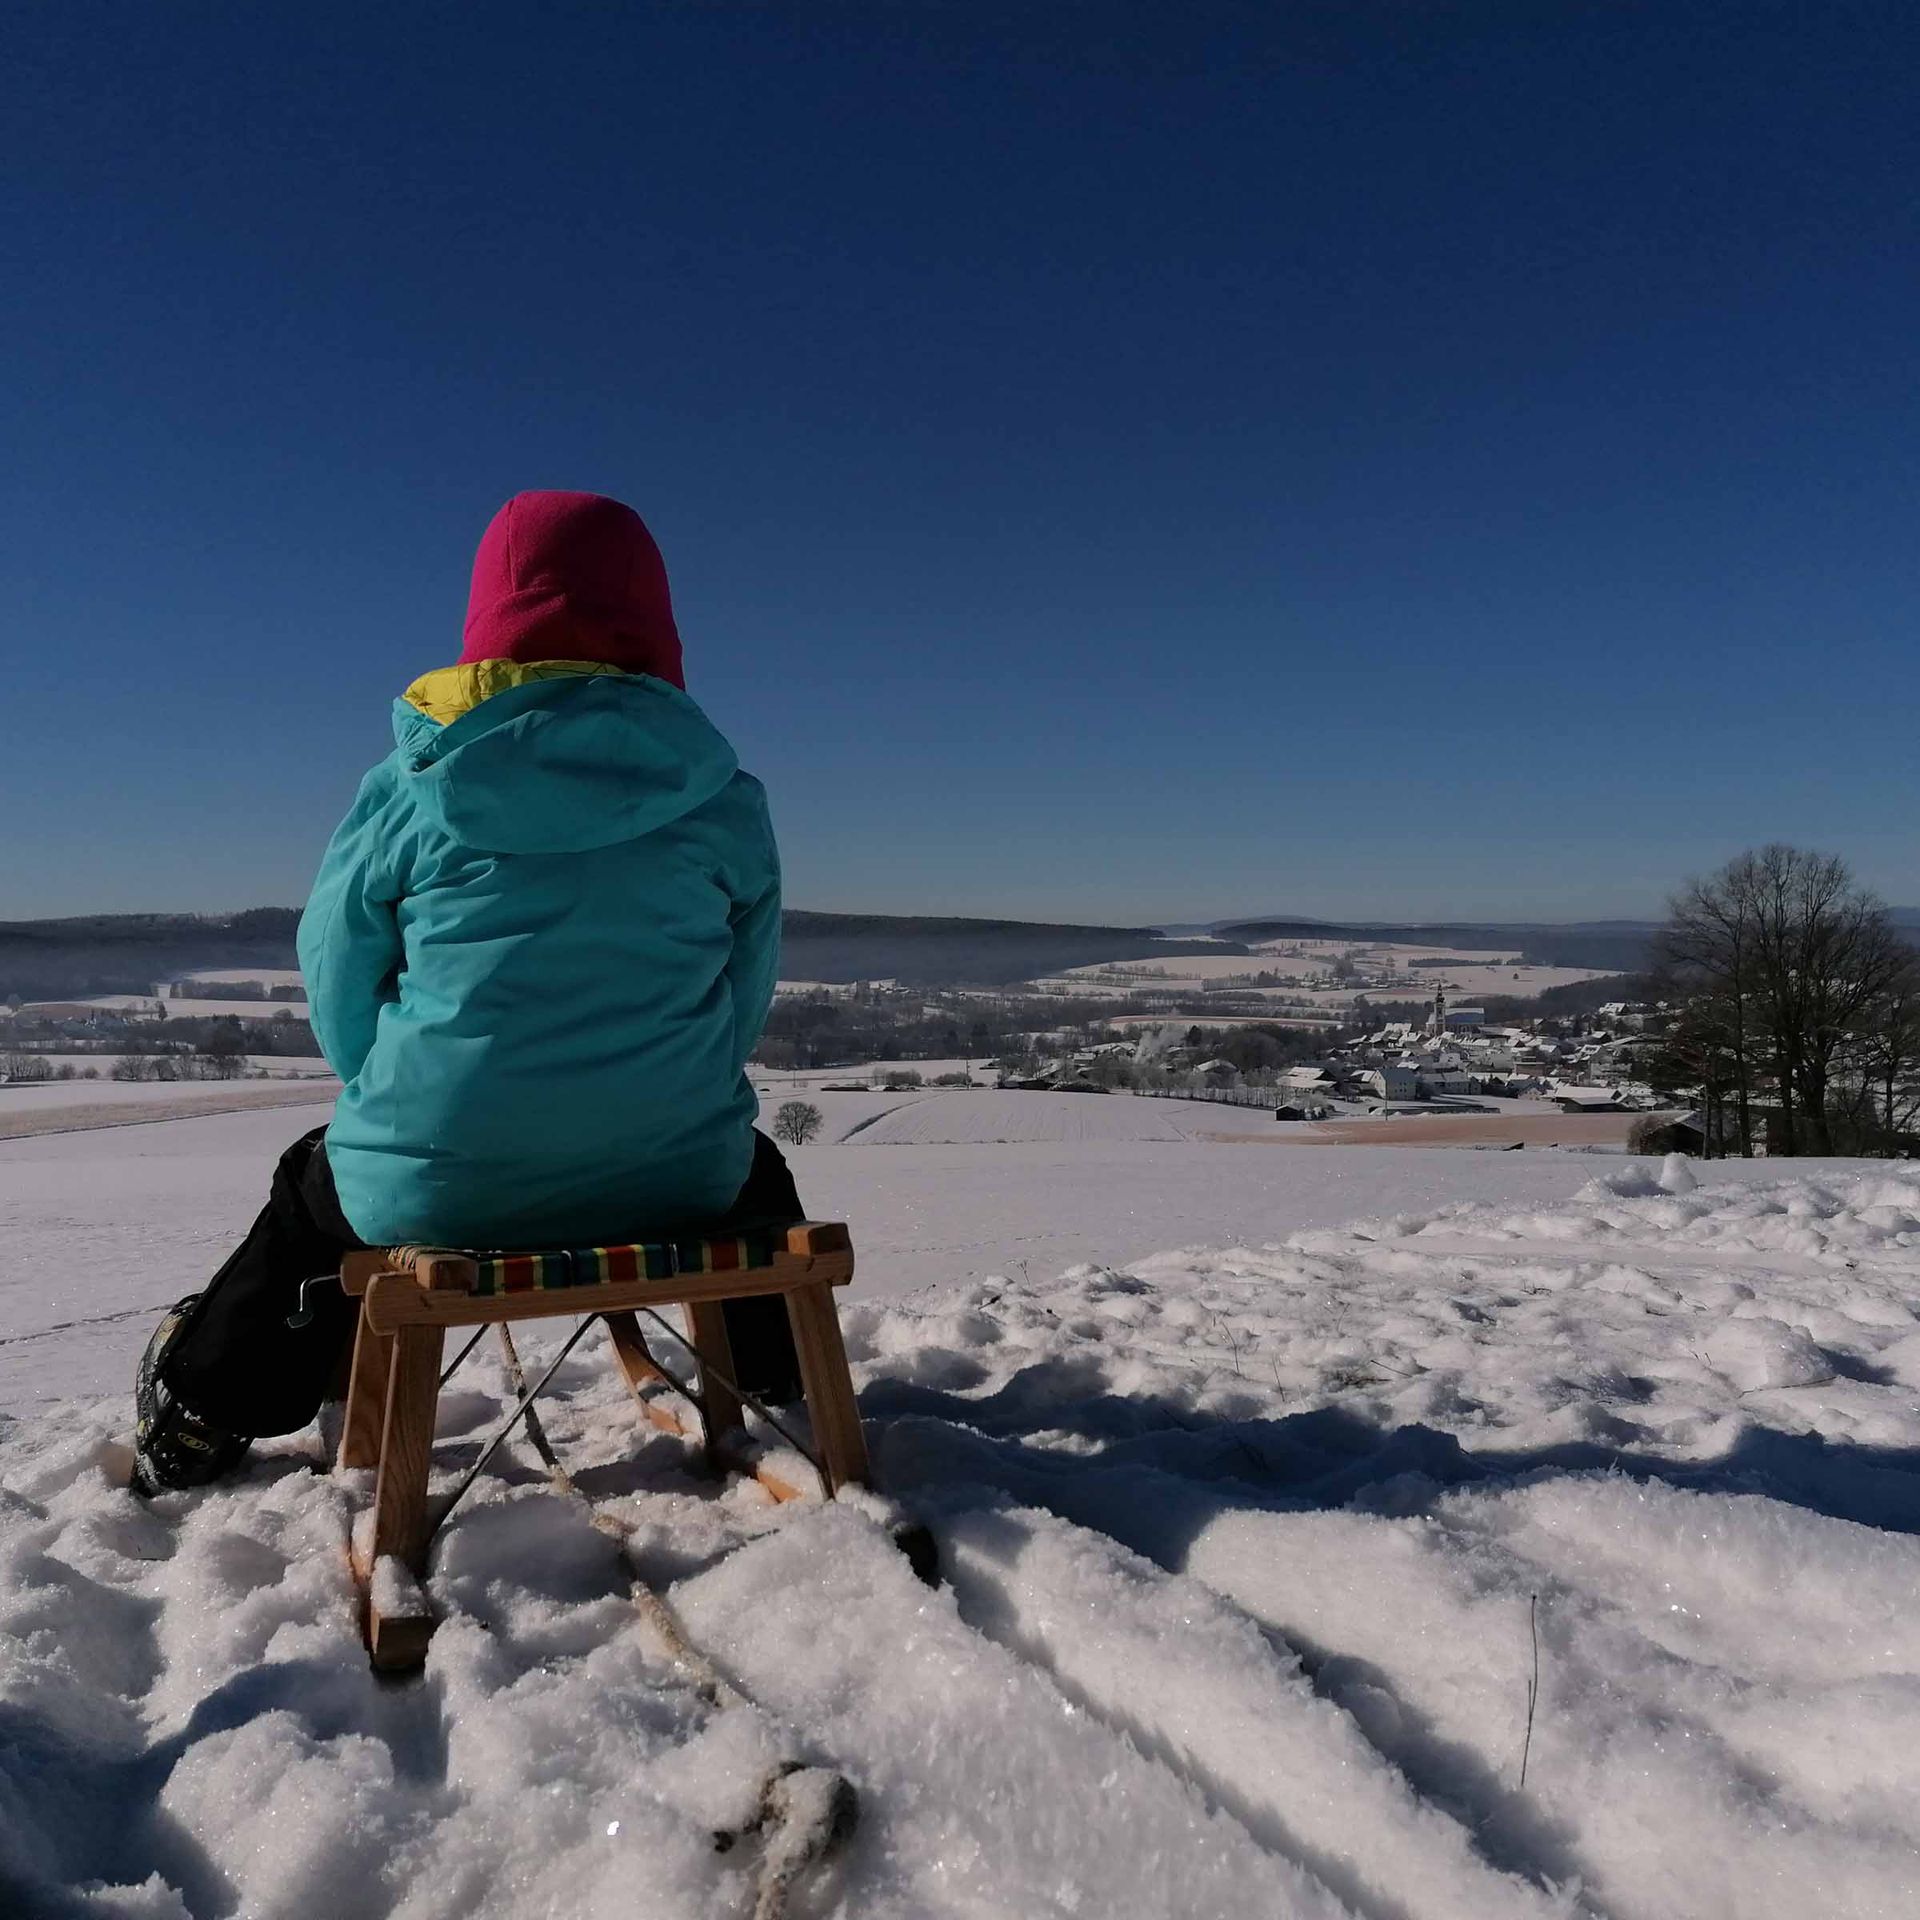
[161,1127,808,1437]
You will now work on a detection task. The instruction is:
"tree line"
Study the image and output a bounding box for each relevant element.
[1653,845,1918,1156]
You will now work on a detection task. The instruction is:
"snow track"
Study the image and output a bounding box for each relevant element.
[930,1500,1575,1920]
[677,1502,1359,1919]
[830,1089,1279,1146]
[4,1160,1919,1916]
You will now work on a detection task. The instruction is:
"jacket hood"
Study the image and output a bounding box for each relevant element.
[392,668,738,854]
[461,490,685,687]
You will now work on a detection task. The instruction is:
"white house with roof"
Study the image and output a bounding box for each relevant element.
[1189,1058,1241,1088]
[1279,1065,1336,1094]
[1366,1062,1419,1100]
[1551,1085,1625,1113]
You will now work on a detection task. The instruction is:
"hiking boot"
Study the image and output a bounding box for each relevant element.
[132,1297,251,1495]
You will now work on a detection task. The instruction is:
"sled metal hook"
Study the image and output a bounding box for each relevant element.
[286,1273,340,1329]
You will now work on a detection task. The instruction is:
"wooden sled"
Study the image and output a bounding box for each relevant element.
[332,1222,865,1670]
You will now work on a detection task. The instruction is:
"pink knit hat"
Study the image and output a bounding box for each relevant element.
[460,491,685,688]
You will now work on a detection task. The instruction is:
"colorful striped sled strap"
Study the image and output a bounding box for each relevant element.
[467,1230,780,1298]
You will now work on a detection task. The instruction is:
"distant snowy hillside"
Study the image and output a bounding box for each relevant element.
[3,1157,1917,1916]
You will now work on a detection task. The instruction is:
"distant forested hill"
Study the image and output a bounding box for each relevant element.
[778,912,1242,986]
[0,908,1240,999]
[0,911,302,1002]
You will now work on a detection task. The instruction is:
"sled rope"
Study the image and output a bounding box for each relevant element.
[492,1323,742,1705]
[493,1324,858,1920]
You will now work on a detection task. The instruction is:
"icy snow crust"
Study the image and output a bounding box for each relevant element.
[4,1163,1920,1916]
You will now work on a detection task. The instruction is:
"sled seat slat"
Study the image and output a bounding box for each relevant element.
[341,1221,853,1302]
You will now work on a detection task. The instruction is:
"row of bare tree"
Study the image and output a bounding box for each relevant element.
[1656,845,1919,1156]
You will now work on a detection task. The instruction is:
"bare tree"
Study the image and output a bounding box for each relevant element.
[1750,847,1907,1152]
[200,1026,249,1080]
[1658,871,1760,1154]
[1640,998,1742,1156]
[772,1100,823,1147]
[1833,954,1920,1149]
[1660,846,1911,1155]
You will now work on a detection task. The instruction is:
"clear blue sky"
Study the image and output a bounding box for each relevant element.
[4,3,1914,925]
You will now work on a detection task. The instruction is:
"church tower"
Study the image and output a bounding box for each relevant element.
[1425,981,1447,1039]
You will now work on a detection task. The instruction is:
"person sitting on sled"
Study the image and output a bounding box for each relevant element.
[132,490,803,1494]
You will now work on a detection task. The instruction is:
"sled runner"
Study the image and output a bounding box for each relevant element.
[331,1220,865,1668]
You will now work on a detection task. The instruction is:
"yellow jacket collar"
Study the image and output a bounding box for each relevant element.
[401,659,628,726]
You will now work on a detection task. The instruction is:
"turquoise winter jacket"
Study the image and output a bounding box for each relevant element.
[297,665,779,1248]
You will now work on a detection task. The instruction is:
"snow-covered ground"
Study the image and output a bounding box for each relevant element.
[832,1088,1281,1145]
[760,1086,1647,1153]
[176,971,306,991]
[0,1099,1601,1401]
[0,1078,345,1145]
[2,1110,1917,1917]
[755,1084,1276,1153]
[1032,944,1612,1009]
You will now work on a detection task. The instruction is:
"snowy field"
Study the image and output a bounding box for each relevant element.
[1033,943,1612,1008]
[2,1110,1917,1917]
[177,972,306,991]
[1248,938,1523,964]
[0,1080,345,1145]
[755,1087,1645,1153]
[0,1098,1584,1401]
[833,1088,1281,1145]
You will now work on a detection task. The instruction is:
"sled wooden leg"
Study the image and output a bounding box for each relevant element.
[358,1324,444,1671]
[365,1603,435,1674]
[684,1300,745,1459]
[787,1282,869,1494]
[337,1310,395,1471]
[368,1325,444,1573]
[369,1324,445,1574]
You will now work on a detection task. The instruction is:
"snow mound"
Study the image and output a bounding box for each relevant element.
[3,1164,1919,1916]
[1703,1315,1836,1391]
[1658,1150,1697,1193]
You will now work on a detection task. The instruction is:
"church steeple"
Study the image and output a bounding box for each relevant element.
[1425,981,1447,1039]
